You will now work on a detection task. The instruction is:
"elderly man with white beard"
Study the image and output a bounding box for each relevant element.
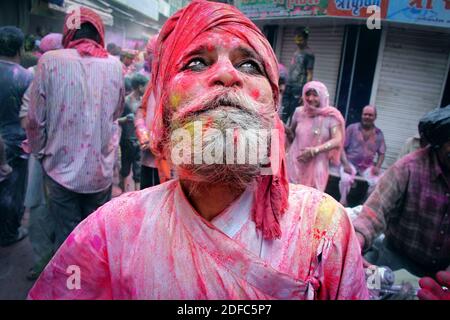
[28,0,368,300]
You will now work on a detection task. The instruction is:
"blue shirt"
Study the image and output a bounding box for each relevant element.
[0,60,32,161]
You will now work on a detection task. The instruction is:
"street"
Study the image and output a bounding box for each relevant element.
[0,211,36,300]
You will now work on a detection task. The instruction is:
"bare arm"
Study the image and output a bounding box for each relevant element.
[314,125,343,156]
[134,101,151,150]
[307,69,313,82]
[353,163,407,251]
[375,153,385,170]
[297,125,343,163]
[285,115,298,144]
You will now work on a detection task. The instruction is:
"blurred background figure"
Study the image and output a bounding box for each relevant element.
[118,73,149,192]
[286,81,345,191]
[19,32,63,280]
[0,26,33,247]
[281,27,315,125]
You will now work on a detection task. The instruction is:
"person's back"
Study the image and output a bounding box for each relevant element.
[0,61,32,159]
[36,48,123,192]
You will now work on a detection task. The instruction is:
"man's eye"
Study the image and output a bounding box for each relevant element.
[238,60,262,74]
[185,58,207,71]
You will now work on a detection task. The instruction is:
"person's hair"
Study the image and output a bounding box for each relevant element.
[295,27,309,40]
[107,43,116,52]
[131,73,149,90]
[72,22,101,44]
[107,42,121,55]
[0,26,24,57]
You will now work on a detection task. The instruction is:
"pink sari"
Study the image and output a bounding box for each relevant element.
[287,81,345,191]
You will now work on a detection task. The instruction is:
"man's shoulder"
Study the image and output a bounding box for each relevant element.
[347,122,360,131]
[93,181,176,224]
[0,60,28,76]
[42,49,122,67]
[374,125,385,136]
[288,184,349,237]
[395,147,429,167]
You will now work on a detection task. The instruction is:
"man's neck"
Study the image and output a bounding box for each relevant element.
[361,123,374,131]
[0,55,19,64]
[180,180,246,221]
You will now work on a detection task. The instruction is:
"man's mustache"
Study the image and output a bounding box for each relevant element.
[171,89,261,123]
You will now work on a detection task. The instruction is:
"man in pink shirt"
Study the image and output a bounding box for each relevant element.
[27,7,124,250]
[29,0,368,300]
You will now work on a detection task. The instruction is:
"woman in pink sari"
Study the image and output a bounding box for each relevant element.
[286,81,345,191]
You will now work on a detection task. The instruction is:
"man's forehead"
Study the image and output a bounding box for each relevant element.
[182,30,254,54]
[363,106,376,113]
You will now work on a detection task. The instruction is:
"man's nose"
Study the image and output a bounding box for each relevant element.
[208,60,243,88]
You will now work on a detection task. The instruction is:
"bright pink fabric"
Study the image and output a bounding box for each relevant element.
[142,0,288,239]
[62,7,108,58]
[286,81,345,191]
[28,181,369,300]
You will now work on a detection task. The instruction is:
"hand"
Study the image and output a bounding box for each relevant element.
[418,271,450,300]
[297,148,314,163]
[140,140,150,151]
[371,166,380,176]
[21,139,31,154]
[285,127,294,142]
[343,163,353,174]
[0,163,13,177]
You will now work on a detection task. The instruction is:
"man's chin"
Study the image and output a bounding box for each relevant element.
[175,163,260,188]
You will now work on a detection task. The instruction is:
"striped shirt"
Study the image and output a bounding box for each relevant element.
[353,147,450,273]
[27,49,124,193]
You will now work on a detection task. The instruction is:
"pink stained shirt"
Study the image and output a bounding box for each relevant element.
[28,180,369,300]
[27,49,125,193]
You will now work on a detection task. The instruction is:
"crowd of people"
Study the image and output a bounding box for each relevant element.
[0,0,448,300]
[0,8,158,280]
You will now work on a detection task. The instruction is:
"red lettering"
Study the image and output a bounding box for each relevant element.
[409,0,423,8]
[426,0,433,9]
[444,0,450,9]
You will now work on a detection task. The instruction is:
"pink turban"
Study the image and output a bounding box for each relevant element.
[62,6,108,58]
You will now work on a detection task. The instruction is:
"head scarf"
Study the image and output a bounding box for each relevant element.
[146,35,158,56]
[62,7,108,58]
[39,33,63,53]
[419,105,450,148]
[301,81,345,165]
[142,0,288,239]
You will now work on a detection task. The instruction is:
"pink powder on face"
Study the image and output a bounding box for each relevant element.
[251,89,260,100]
